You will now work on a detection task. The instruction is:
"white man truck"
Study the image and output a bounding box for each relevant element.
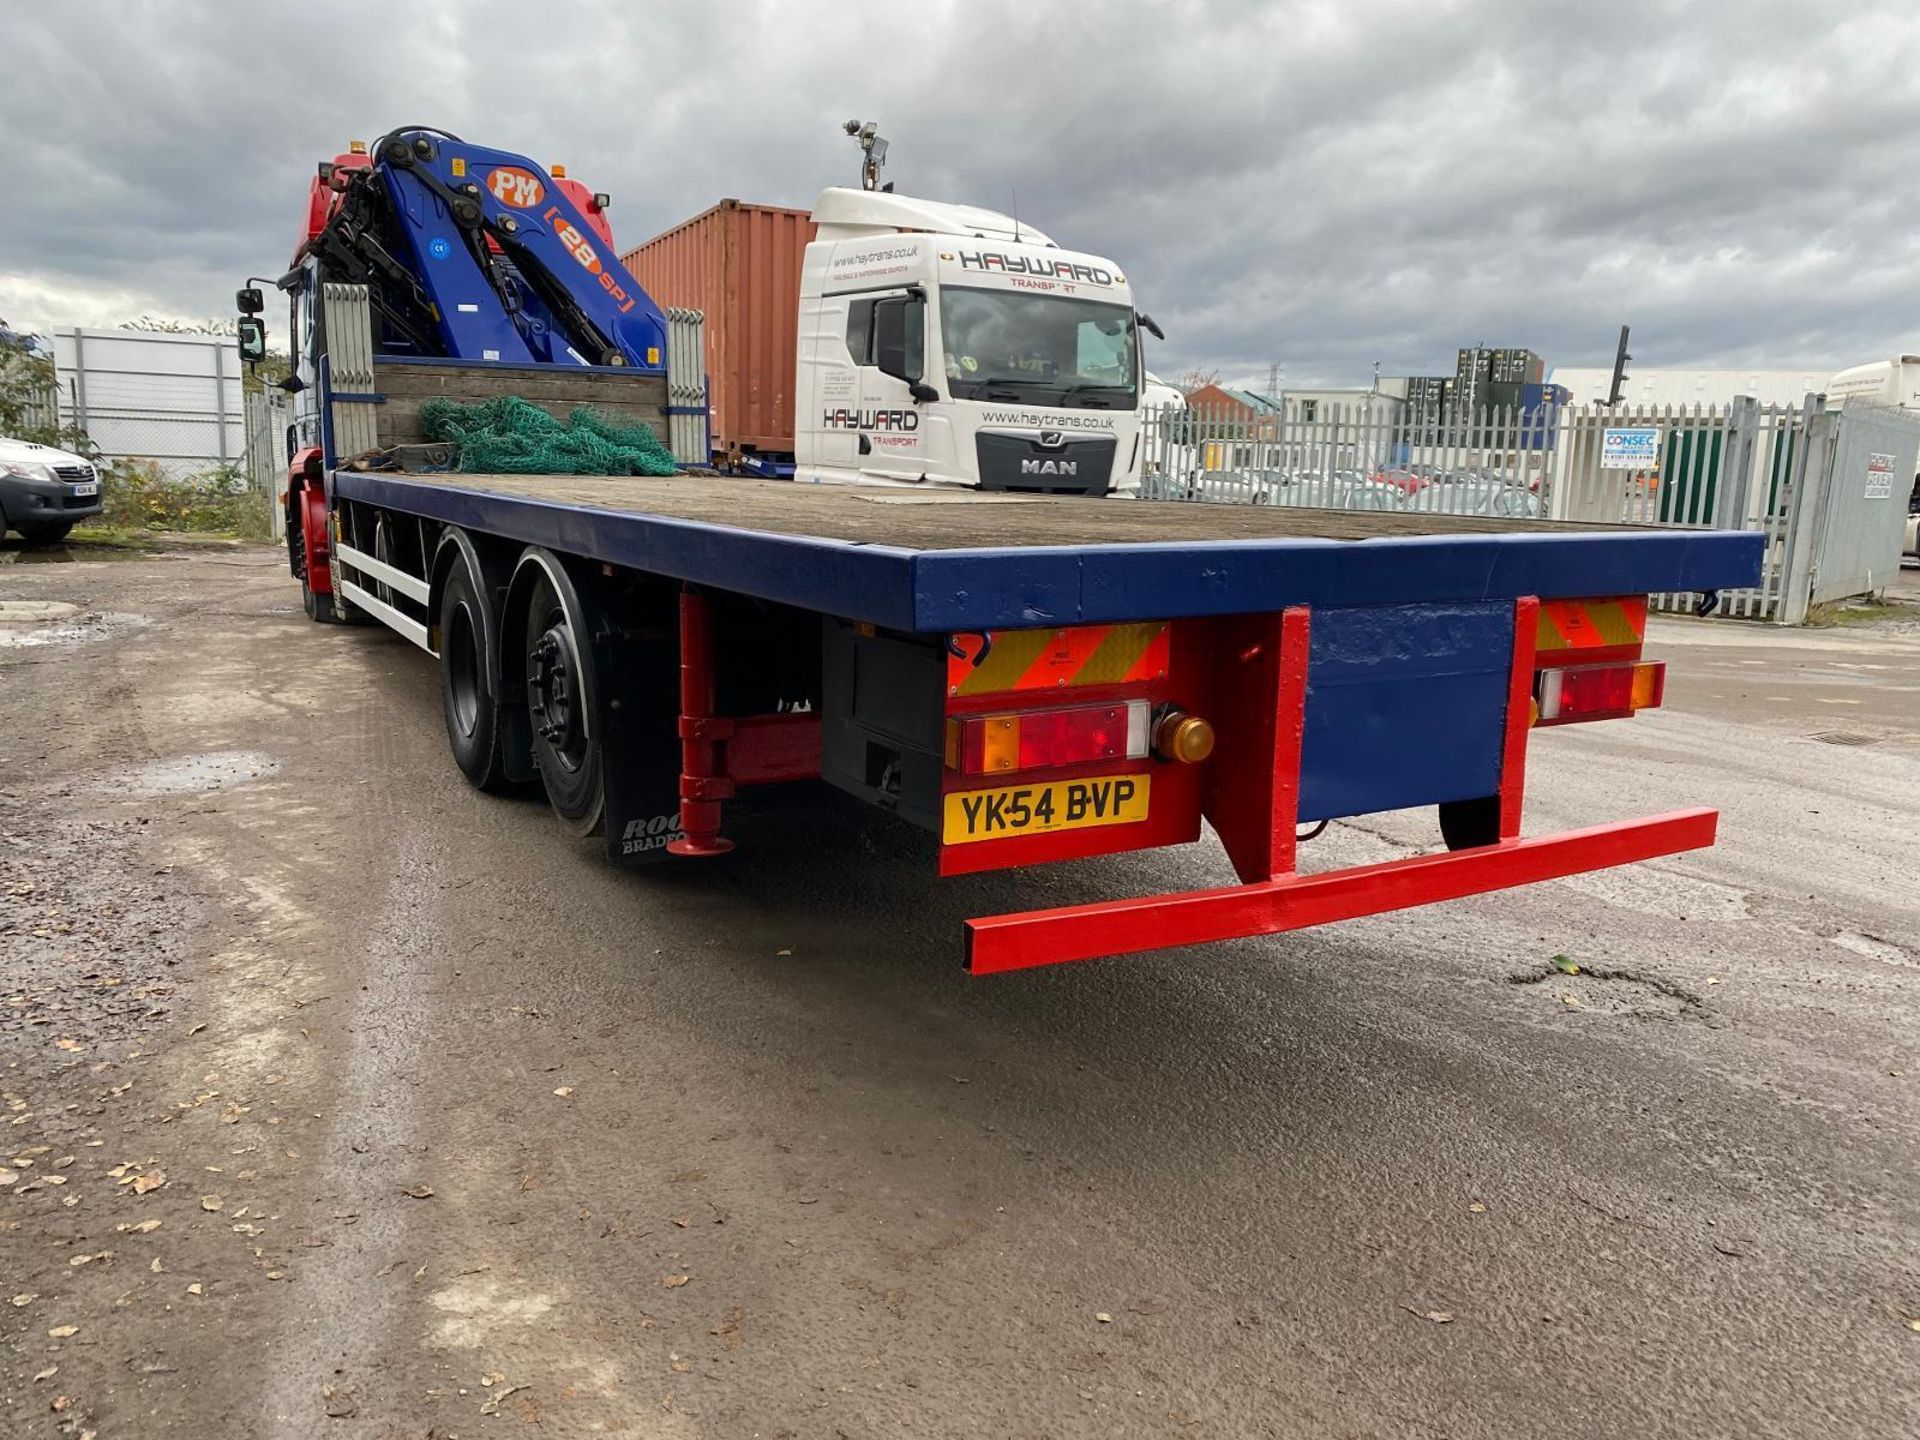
[624,189,1162,497]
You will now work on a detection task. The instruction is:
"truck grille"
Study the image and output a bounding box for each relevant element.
[974,433,1116,497]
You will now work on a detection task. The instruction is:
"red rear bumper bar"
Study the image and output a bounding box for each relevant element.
[964,808,1717,974]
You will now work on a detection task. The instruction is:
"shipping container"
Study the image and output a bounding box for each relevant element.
[1490,348,1545,386]
[621,200,816,461]
[1456,348,1492,384]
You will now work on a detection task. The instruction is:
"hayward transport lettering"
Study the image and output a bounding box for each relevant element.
[823,409,920,431]
[956,252,1116,287]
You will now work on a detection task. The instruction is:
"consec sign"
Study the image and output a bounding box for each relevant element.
[1601,426,1661,470]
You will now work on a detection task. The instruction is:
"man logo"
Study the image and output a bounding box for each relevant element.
[1020,458,1078,476]
[486,166,546,209]
[1037,430,1064,448]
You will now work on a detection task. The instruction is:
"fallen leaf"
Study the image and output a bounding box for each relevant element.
[1561,994,1580,1007]
[51,1394,71,1412]
[12,1292,36,1306]
[661,1273,690,1289]
[552,1087,574,1098]
[1906,1318,1920,1333]
[199,1194,223,1212]
[129,1219,162,1234]
[672,1214,691,1228]
[1403,1307,1453,1324]
[480,1372,505,1388]
[187,1023,207,1036]
[709,1305,747,1351]
[0,1170,18,1186]
[48,1325,79,1338]
[186,1283,204,1296]
[33,1366,57,1382]
[1095,1312,1113,1324]
[1551,954,1580,975]
[55,1038,85,1052]
[150,1259,164,1273]
[132,1170,165,1194]
[479,1382,526,1416]
[401,1184,434,1200]
[1468,1202,1487,1214]
[775,948,793,957]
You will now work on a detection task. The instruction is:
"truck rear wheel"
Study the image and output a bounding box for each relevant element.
[439,560,507,791]
[523,569,605,834]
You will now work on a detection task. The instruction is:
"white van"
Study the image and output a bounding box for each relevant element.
[1826,355,1920,410]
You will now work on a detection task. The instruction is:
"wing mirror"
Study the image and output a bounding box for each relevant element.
[237,316,268,364]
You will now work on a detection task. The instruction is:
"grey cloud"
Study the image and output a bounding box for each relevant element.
[4,0,1917,383]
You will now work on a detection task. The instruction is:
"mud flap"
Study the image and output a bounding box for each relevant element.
[590,603,686,867]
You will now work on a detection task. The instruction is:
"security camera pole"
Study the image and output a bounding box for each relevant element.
[842,119,888,191]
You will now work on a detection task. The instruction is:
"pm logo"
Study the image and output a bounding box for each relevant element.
[486,166,546,208]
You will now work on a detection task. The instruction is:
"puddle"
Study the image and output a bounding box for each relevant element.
[0,541,154,565]
[0,608,146,649]
[122,750,281,795]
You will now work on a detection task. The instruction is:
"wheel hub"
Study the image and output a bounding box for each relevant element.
[527,626,583,763]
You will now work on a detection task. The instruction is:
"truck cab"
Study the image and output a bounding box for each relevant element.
[794,189,1147,497]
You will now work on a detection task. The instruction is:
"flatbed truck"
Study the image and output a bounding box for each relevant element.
[250,128,1764,974]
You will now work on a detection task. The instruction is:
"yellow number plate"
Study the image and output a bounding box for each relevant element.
[942,773,1151,845]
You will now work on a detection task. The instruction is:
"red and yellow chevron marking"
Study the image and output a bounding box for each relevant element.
[1535,596,1647,656]
[948,623,1170,697]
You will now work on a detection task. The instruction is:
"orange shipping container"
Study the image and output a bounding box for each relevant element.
[621,199,816,460]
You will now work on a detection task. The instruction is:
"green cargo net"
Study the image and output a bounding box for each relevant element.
[417,396,678,477]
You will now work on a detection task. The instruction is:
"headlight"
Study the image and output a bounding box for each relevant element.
[1,461,57,484]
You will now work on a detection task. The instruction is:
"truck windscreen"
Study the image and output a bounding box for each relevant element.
[938,288,1139,407]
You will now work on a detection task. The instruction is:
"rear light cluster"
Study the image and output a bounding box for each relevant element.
[1535,661,1665,726]
[947,700,1150,776]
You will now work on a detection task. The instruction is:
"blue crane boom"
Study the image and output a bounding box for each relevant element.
[307,127,669,374]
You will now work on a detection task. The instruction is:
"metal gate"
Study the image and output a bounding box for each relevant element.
[1138,392,1908,623]
[1786,403,1920,616]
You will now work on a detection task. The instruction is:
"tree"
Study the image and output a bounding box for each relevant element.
[0,320,66,444]
[1175,367,1221,396]
[119,315,239,336]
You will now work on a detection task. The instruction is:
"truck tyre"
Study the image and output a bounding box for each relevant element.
[15,521,74,547]
[438,560,507,791]
[1438,795,1501,851]
[523,568,605,834]
[291,500,343,623]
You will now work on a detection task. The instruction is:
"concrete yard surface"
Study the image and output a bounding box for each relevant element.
[2,542,1917,1438]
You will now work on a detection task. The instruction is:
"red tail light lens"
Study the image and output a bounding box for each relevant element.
[947,700,1150,775]
[1536,661,1665,726]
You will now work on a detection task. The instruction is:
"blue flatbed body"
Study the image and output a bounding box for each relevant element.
[335,470,1765,634]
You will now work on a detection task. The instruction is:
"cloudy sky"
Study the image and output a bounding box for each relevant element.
[5,0,1918,385]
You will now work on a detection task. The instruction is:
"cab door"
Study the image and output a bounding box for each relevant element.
[841,288,939,484]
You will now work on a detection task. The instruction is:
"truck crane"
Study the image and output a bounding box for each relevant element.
[238,127,1763,975]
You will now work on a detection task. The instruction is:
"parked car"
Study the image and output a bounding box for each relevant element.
[0,437,103,545]
[1905,480,1919,563]
[1408,476,1543,518]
